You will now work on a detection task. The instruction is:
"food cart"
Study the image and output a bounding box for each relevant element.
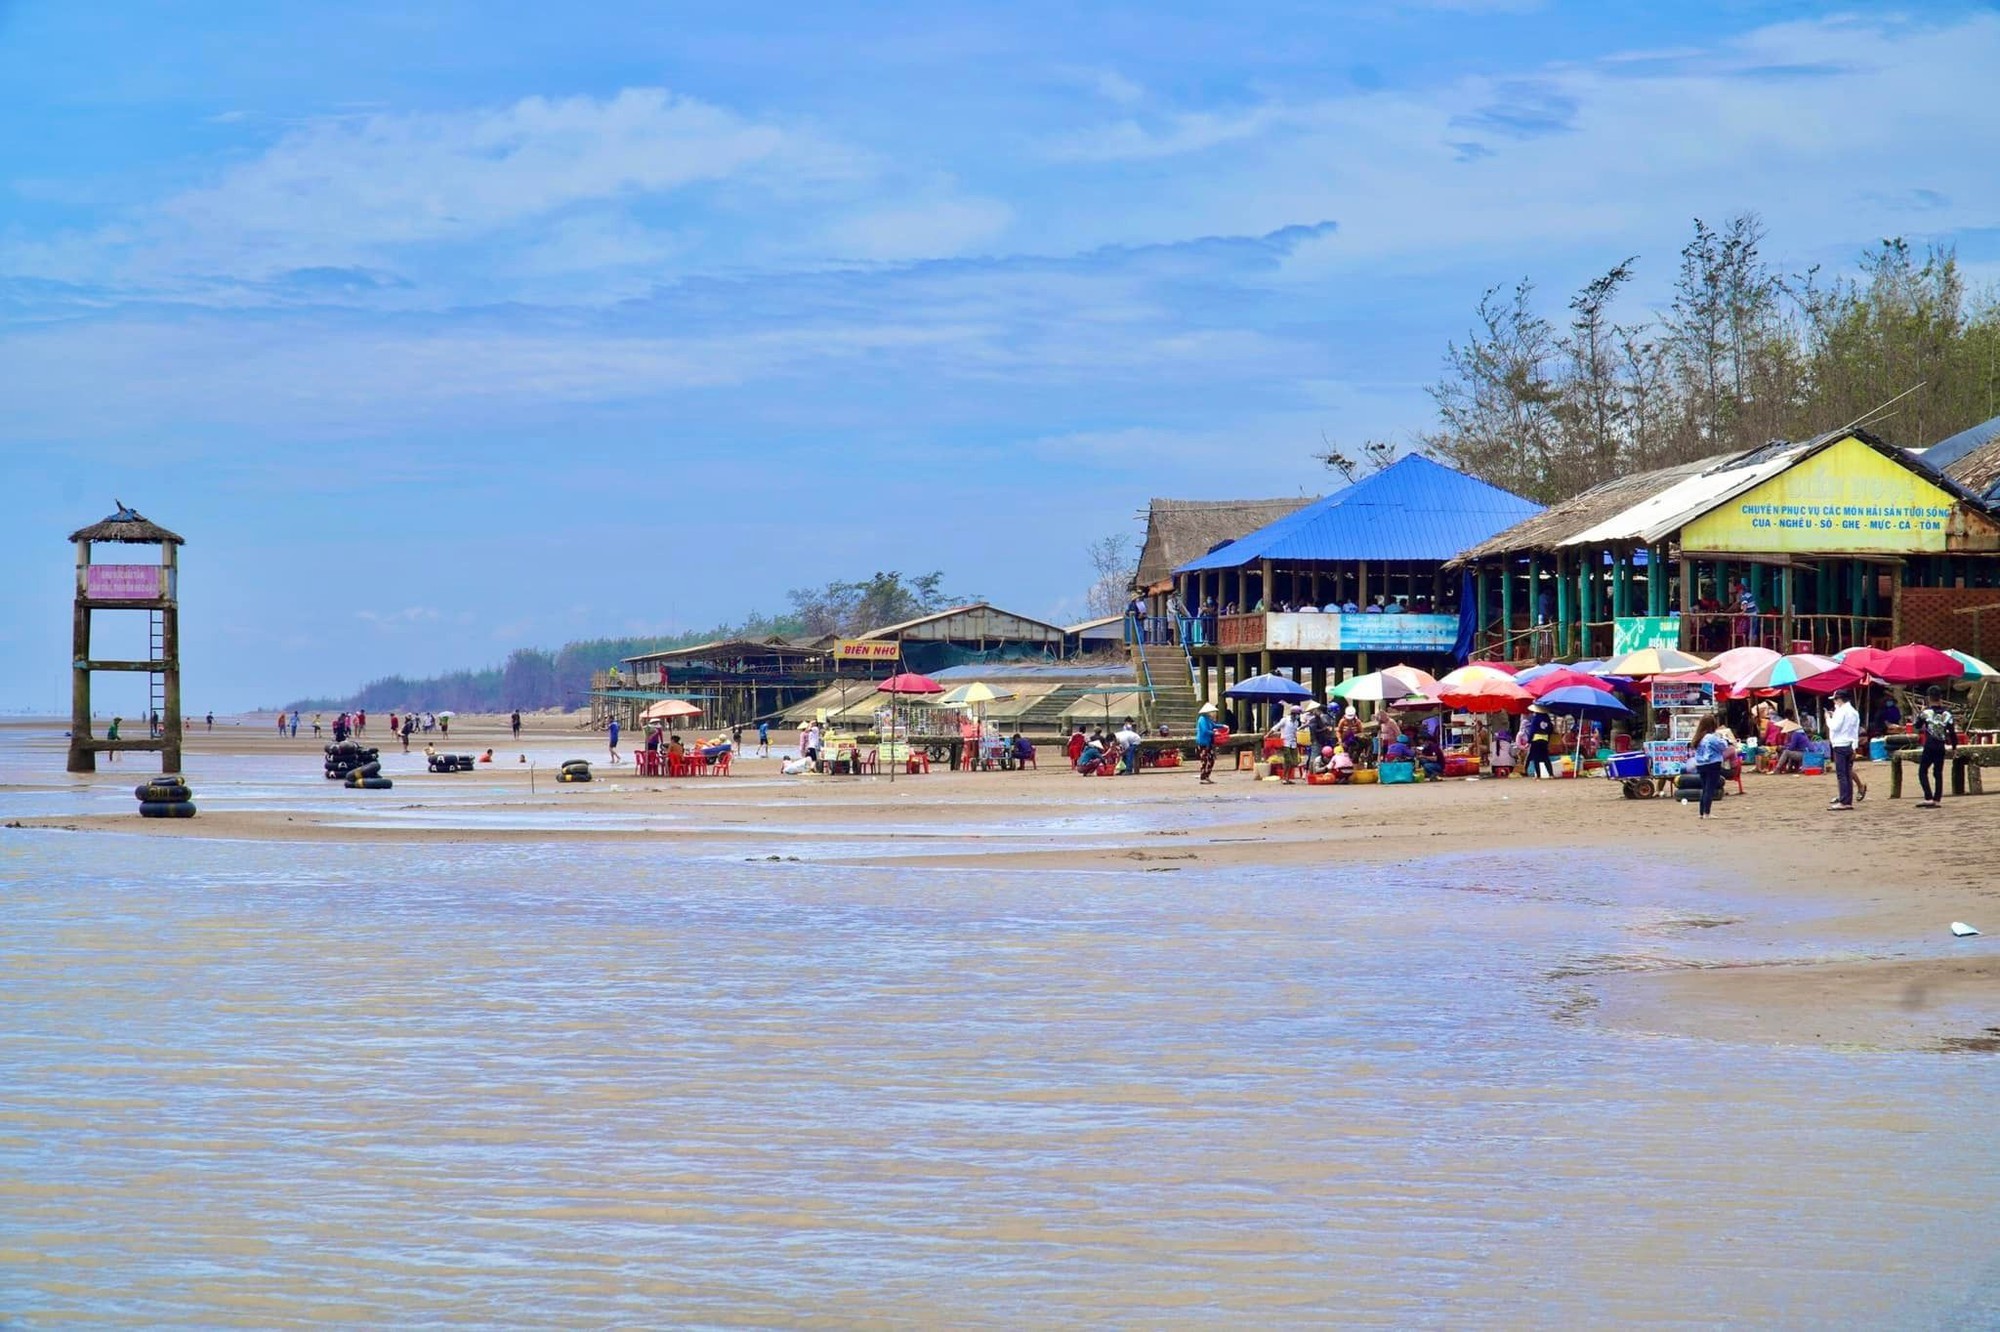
[1608,677,1713,798]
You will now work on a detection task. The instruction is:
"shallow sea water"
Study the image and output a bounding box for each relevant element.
[2,740,1998,1325]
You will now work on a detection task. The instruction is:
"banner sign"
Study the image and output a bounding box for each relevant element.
[1262,612,1458,654]
[85,564,163,599]
[1650,680,1715,711]
[1646,739,1692,776]
[834,639,900,661]
[1612,615,1681,654]
[1682,436,1956,555]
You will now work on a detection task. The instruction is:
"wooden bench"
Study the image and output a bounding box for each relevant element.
[1887,743,2000,799]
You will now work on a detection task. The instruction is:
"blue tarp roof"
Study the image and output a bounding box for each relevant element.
[1174,454,1543,572]
[1925,412,2000,472]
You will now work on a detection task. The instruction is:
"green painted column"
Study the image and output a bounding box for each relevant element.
[1499,561,1515,657]
[1555,552,1573,658]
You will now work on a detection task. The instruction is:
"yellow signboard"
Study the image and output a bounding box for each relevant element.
[834,639,901,661]
[1682,436,1957,555]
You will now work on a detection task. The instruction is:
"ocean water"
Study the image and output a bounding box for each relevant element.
[2,740,1998,1324]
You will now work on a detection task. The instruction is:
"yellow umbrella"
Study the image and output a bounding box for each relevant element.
[1600,647,1710,677]
[936,682,1016,708]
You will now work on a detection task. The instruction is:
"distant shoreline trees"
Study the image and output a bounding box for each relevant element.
[1418,214,2000,504]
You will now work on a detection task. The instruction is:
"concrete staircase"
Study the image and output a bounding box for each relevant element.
[1134,642,1202,737]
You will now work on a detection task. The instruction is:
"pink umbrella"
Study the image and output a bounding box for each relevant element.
[1708,646,1779,686]
[1522,668,1614,699]
[1870,644,1966,686]
[1729,653,1846,692]
[876,672,944,696]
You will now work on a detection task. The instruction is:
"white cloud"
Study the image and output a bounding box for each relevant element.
[1029,12,2000,282]
[162,88,783,263]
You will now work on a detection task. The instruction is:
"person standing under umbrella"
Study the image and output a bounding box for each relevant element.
[1826,689,1865,810]
[1523,705,1555,779]
[1915,687,1958,809]
[1690,714,1729,820]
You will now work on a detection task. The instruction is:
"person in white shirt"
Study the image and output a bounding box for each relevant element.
[1115,720,1145,774]
[1826,689,1866,809]
[1275,707,1301,785]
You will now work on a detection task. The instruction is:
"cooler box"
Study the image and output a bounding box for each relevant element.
[1606,751,1650,779]
[1868,738,1887,761]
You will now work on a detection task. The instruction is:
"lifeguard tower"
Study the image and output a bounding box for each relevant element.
[68,504,184,774]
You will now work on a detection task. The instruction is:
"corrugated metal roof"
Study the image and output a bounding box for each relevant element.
[857,602,1066,641]
[1562,439,1815,547]
[1926,412,2000,472]
[1175,455,1541,572]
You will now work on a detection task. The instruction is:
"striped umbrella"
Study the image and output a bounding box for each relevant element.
[1600,646,1712,677]
[1728,653,1846,692]
[1947,649,1998,679]
[1707,646,1779,684]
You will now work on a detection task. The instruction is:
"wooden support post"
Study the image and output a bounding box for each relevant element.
[1357,560,1369,610]
[1500,561,1514,658]
[1678,557,1695,648]
[68,541,93,773]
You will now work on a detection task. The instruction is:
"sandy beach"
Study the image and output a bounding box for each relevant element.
[8,714,1996,1055]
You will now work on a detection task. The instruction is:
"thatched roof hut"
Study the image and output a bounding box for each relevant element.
[69,503,185,545]
[1133,497,1315,591]
[1450,454,1729,563]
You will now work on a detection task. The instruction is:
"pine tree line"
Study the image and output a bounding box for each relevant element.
[1418,215,2000,504]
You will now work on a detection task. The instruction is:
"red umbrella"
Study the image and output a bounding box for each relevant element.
[1521,668,1614,699]
[1792,665,1866,694]
[1869,644,1966,686]
[1435,675,1533,714]
[876,671,944,695]
[1834,646,1892,676]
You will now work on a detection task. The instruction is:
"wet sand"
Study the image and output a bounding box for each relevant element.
[7,716,1997,1054]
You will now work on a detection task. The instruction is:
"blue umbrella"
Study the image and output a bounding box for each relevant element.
[1515,662,1576,684]
[1225,672,1315,702]
[1535,685,1630,716]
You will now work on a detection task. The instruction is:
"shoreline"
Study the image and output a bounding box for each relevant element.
[4,718,1995,1055]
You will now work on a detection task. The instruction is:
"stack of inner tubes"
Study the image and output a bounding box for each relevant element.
[557,759,593,783]
[1674,772,1723,800]
[136,775,196,818]
[427,752,477,773]
[324,740,380,782]
[344,757,393,791]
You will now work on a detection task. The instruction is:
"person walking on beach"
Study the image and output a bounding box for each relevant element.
[1690,713,1729,819]
[311,713,322,739]
[105,716,120,759]
[756,720,770,757]
[1915,687,1957,809]
[205,711,213,731]
[400,714,413,751]
[1826,689,1864,810]
[1196,702,1219,784]
[607,716,621,765]
[277,712,287,737]
[511,710,523,740]
[439,713,450,740]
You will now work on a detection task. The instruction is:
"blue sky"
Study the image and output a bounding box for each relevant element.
[5,1,1999,710]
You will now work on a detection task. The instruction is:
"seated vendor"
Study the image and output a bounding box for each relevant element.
[1417,737,1444,780]
[1385,738,1412,763]
[1075,737,1106,772]
[667,733,686,760]
[1774,726,1807,773]
[1011,732,1034,765]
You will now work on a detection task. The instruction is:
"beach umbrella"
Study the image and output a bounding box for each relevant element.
[1833,645,1893,675]
[1521,668,1614,699]
[876,671,944,696]
[1727,653,1845,692]
[1535,685,1631,716]
[1513,662,1573,684]
[642,698,703,721]
[1707,646,1780,684]
[937,681,1015,708]
[1225,672,1315,702]
[1792,665,1865,694]
[1600,646,1711,677]
[1434,673,1532,715]
[1869,644,1966,685]
[1466,659,1519,674]
[1436,664,1515,690]
[1947,649,1998,679]
[1330,665,1434,702]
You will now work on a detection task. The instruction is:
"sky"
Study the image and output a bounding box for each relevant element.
[6,1,2000,711]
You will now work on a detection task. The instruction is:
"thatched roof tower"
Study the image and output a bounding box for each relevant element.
[69,502,185,545]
